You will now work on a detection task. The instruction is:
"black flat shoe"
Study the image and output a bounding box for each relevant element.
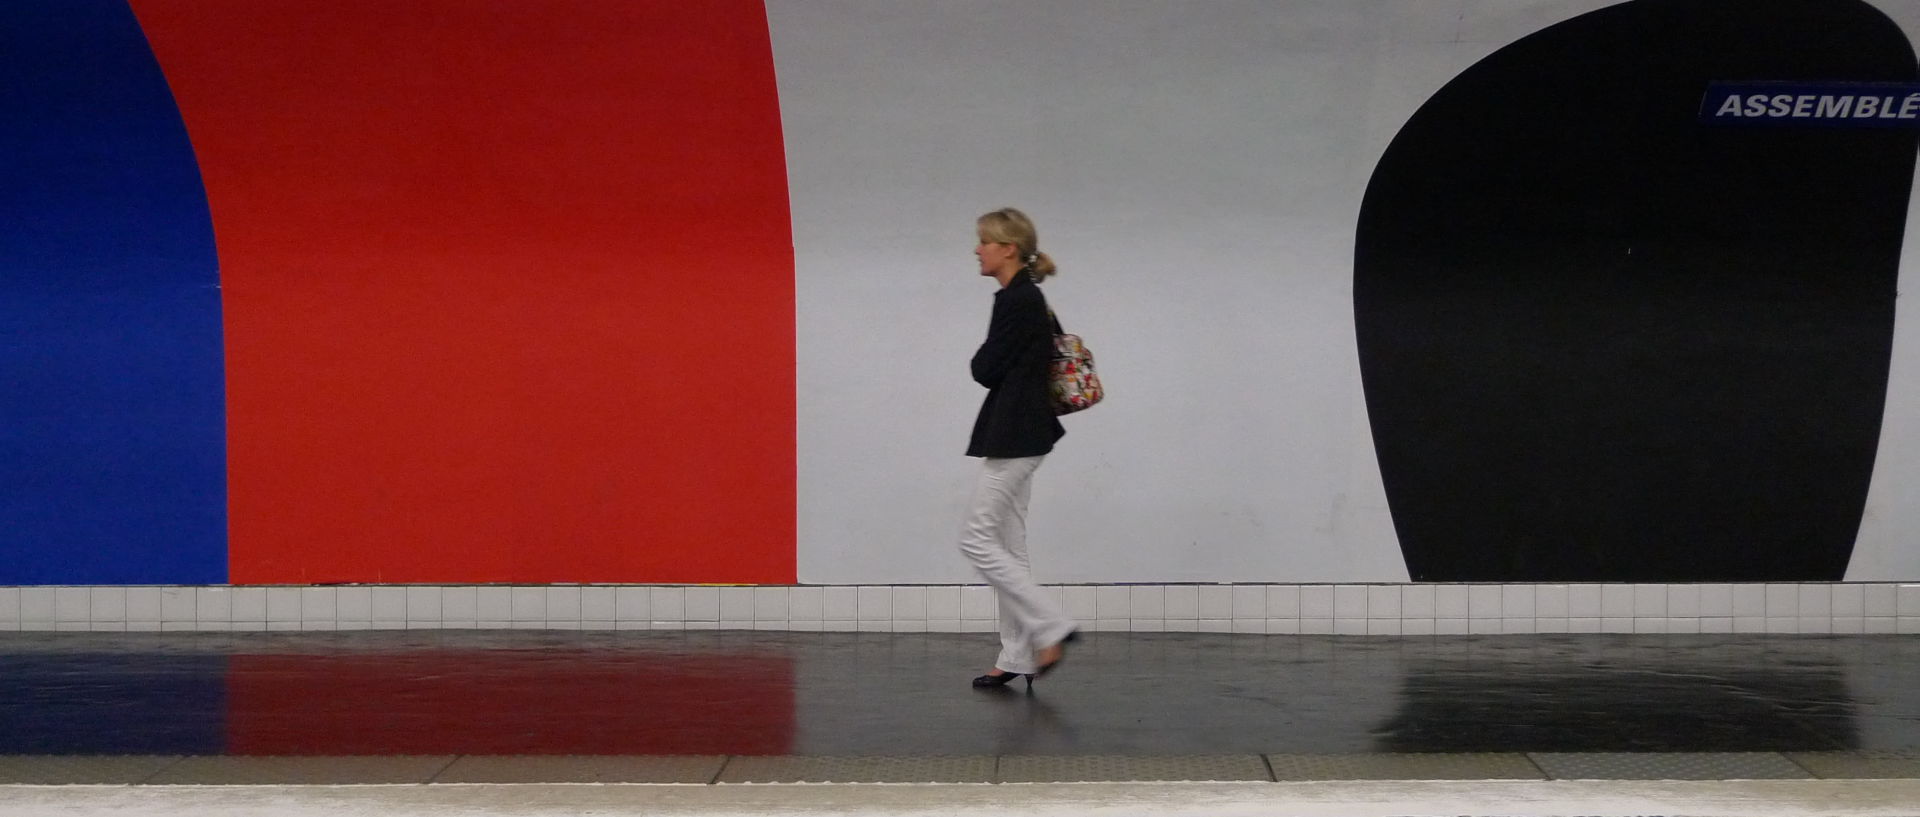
[971,671,1022,688]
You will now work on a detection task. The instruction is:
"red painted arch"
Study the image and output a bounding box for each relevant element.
[132,0,796,583]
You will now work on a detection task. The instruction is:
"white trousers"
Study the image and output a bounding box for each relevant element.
[958,455,1077,674]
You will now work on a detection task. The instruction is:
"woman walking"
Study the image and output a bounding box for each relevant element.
[962,207,1078,689]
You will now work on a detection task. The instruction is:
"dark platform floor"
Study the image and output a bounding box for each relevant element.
[2,632,1917,784]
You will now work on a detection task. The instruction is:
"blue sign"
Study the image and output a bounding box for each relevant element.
[1700,82,1920,128]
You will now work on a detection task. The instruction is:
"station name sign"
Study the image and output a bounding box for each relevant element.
[1700,82,1920,128]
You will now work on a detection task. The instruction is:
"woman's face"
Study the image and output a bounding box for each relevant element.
[975,236,1019,278]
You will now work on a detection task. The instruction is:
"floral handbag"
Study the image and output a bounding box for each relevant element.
[1048,311,1103,415]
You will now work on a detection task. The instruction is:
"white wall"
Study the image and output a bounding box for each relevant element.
[771,0,1920,584]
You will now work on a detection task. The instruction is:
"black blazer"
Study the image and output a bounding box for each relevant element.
[967,272,1066,458]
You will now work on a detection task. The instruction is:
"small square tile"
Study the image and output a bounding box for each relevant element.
[1600,617,1634,633]
[1231,585,1266,618]
[576,586,614,617]
[1697,584,1733,616]
[511,586,546,621]
[1665,617,1701,633]
[710,587,748,620]
[1233,618,1268,634]
[1632,584,1667,617]
[1434,618,1470,635]
[1266,618,1301,634]
[1196,619,1232,633]
[1567,584,1602,617]
[1299,618,1333,634]
[1831,584,1865,617]
[1469,618,1501,634]
[159,587,195,622]
[1766,584,1799,616]
[544,586,582,621]
[1434,585,1469,618]
[1534,585,1568,617]
[1733,616,1767,632]
[1766,616,1799,633]
[90,587,127,622]
[1897,617,1920,635]
[300,587,338,621]
[685,587,720,621]
[1898,584,1920,616]
[1400,618,1436,635]
[892,586,927,621]
[475,587,511,620]
[124,587,161,622]
[927,618,960,632]
[262,587,300,621]
[1468,584,1502,618]
[921,586,959,619]
[54,587,90,622]
[1865,617,1897,633]
[371,587,408,622]
[1131,586,1166,619]
[1402,585,1436,617]
[1830,616,1863,633]
[1159,618,1194,632]
[1368,585,1400,619]
[1863,583,1896,616]
[825,586,861,619]
[1498,618,1533,634]
[323,587,367,621]
[1699,617,1734,633]
[1334,585,1369,618]
[19,588,55,622]
[856,586,891,620]
[225,588,261,622]
[1058,586,1094,620]
[1130,618,1165,632]
[1666,585,1700,618]
[1798,584,1832,617]
[1535,618,1570,633]
[1600,585,1634,617]
[440,586,478,623]
[754,587,792,620]
[957,619,995,633]
[1334,617,1369,634]
[1733,584,1767,617]
[1567,618,1600,633]
[1267,586,1300,618]
[407,586,444,621]
[1095,585,1131,618]
[1164,586,1201,618]
[1501,585,1535,618]
[1300,585,1335,617]
[1367,619,1401,635]
[789,587,825,620]
[1092,618,1129,632]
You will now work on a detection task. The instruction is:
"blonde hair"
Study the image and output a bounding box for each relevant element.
[976,207,1058,280]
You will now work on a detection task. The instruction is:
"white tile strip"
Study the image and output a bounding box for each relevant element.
[0,584,1915,635]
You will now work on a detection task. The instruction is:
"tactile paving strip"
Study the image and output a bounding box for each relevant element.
[1785,750,1920,779]
[1527,752,1812,780]
[1265,752,1544,781]
[716,756,994,784]
[145,755,456,785]
[995,755,1271,783]
[0,755,180,784]
[433,755,725,784]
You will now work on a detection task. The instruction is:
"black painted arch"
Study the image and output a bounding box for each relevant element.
[1355,0,1920,582]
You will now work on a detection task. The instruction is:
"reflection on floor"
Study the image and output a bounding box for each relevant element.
[1,632,1916,783]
